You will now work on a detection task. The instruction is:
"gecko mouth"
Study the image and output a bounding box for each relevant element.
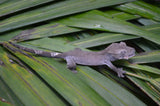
[124,56,129,60]
[124,54,135,59]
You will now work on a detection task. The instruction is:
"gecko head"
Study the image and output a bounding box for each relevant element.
[106,42,135,60]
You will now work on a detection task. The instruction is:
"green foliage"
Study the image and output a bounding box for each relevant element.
[0,0,160,105]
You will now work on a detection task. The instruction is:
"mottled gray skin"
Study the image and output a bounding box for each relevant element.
[10,42,135,77]
[58,42,135,77]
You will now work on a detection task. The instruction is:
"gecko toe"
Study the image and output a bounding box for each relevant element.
[117,68,126,78]
[71,70,78,73]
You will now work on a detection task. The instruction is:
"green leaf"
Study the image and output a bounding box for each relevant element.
[133,39,160,52]
[137,18,158,26]
[24,37,79,52]
[3,42,110,105]
[0,0,7,4]
[0,30,22,42]
[3,41,146,106]
[115,1,160,21]
[0,0,159,105]
[60,10,160,45]
[70,23,160,48]
[143,24,160,35]
[0,0,55,17]
[104,10,140,20]
[0,9,140,42]
[118,61,160,75]
[128,76,160,104]
[12,23,82,42]
[0,78,23,106]
[0,100,12,106]
[0,47,65,106]
[70,33,138,48]
[20,34,159,105]
[0,0,134,33]
[129,50,160,64]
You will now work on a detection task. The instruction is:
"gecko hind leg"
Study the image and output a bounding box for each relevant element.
[104,61,126,77]
[65,56,77,73]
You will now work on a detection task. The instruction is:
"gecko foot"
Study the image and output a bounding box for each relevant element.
[117,68,126,78]
[67,66,77,73]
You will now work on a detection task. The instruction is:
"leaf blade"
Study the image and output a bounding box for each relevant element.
[0,0,135,33]
[0,47,65,106]
[0,0,55,17]
[60,10,160,45]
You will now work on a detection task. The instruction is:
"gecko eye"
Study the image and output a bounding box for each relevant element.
[118,50,127,59]
[120,50,127,55]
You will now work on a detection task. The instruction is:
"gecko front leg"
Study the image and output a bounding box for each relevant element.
[65,56,77,73]
[104,61,126,77]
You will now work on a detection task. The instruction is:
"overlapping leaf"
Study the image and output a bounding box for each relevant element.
[0,0,55,17]
[0,10,139,42]
[2,41,146,106]
[1,0,160,105]
[0,0,7,4]
[60,10,160,45]
[0,0,134,33]
[0,46,65,106]
[70,23,160,48]
[128,76,160,104]
[115,1,160,21]
[0,78,23,105]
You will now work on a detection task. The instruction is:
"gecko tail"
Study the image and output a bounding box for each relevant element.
[9,42,62,58]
